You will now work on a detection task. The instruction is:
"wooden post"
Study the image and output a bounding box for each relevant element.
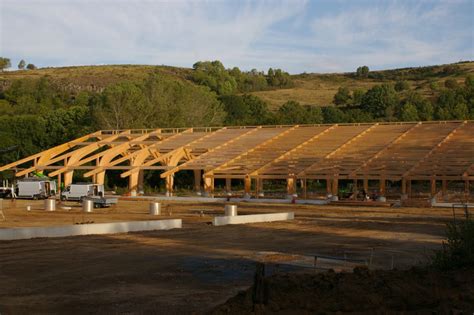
[380,178,386,196]
[363,178,369,193]
[256,178,263,196]
[430,179,436,197]
[57,172,62,195]
[138,170,144,194]
[332,178,339,196]
[165,175,174,196]
[204,176,214,194]
[303,178,308,199]
[287,177,295,195]
[244,176,251,194]
[226,178,232,192]
[326,178,332,195]
[401,179,407,195]
[64,170,73,187]
[194,170,201,192]
[96,171,105,185]
[442,180,447,196]
[129,171,139,196]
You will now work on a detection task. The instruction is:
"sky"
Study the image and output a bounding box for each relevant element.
[1,0,473,73]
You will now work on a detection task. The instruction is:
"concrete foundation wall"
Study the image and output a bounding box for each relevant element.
[0,219,182,241]
[213,212,294,226]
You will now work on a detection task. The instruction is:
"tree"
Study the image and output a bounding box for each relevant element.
[304,106,323,124]
[322,106,347,123]
[93,81,148,129]
[0,57,11,71]
[220,94,272,125]
[191,60,237,95]
[361,84,399,119]
[452,103,469,119]
[333,87,351,106]
[18,59,26,70]
[143,73,225,127]
[356,65,369,78]
[277,101,307,124]
[344,108,373,123]
[404,92,433,121]
[400,102,419,121]
[26,63,37,70]
[352,89,366,106]
[277,101,323,124]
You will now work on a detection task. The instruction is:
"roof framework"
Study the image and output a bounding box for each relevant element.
[1,121,472,192]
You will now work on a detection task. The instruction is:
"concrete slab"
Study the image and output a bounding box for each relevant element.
[124,195,329,205]
[213,212,294,226]
[0,219,182,241]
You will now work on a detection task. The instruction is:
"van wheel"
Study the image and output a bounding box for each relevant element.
[33,195,38,200]
[60,195,66,201]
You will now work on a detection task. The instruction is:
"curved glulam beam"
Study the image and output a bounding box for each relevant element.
[0,132,99,174]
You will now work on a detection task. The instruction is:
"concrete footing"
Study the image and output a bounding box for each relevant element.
[0,219,182,241]
[213,212,294,226]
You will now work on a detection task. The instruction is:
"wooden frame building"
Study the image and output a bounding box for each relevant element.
[1,121,473,199]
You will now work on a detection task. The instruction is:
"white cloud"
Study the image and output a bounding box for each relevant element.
[0,0,472,73]
[1,0,308,69]
[307,1,473,71]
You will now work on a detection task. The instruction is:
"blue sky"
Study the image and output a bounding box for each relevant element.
[1,0,473,73]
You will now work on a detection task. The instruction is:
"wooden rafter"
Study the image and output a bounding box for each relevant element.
[120,128,222,178]
[250,125,337,177]
[48,130,150,177]
[160,127,261,178]
[205,125,300,177]
[349,122,421,177]
[298,123,378,177]
[403,121,467,178]
[83,128,194,178]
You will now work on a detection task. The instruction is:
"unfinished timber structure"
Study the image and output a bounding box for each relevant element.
[1,121,473,199]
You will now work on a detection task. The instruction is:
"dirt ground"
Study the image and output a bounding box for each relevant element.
[211,266,474,314]
[0,199,454,314]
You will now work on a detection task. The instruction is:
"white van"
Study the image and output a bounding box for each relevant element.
[61,183,104,201]
[16,178,57,199]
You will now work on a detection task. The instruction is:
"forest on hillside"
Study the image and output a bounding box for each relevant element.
[0,58,473,165]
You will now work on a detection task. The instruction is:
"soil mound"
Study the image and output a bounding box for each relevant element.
[210,266,474,314]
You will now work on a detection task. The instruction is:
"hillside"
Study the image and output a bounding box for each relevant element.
[1,61,473,110]
[251,61,474,109]
[0,64,192,94]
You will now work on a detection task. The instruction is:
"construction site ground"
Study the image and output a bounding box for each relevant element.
[0,199,453,314]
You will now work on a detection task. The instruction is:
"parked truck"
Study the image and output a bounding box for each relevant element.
[15,177,57,199]
[60,183,117,208]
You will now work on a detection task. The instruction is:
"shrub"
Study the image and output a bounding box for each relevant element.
[394,80,410,92]
[432,217,474,270]
[445,78,459,89]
